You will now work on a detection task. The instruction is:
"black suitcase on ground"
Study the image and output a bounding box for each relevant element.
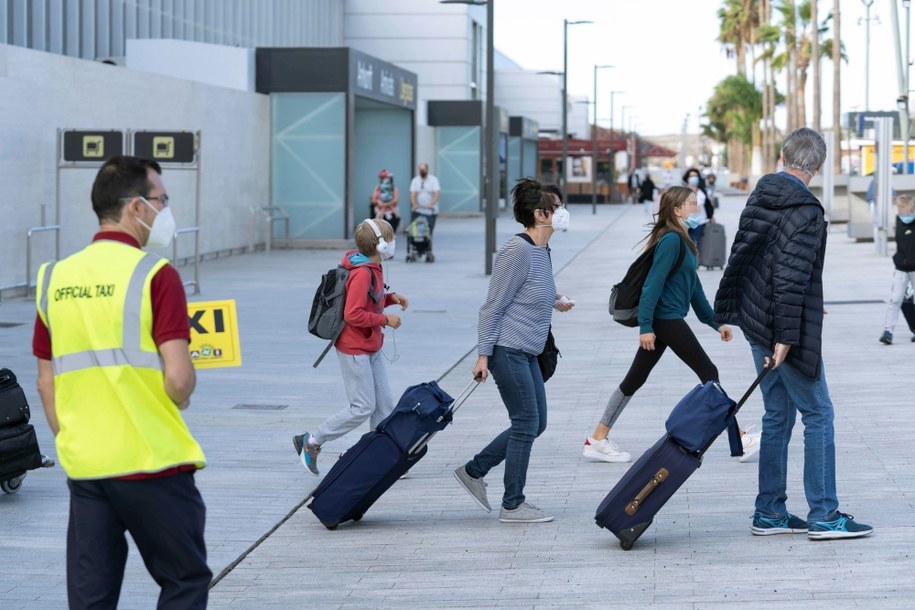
[0,368,43,491]
[595,367,769,550]
[307,378,479,529]
[699,223,727,269]
[0,368,32,426]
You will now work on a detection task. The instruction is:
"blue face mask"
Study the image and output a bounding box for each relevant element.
[683,215,701,229]
[900,214,915,224]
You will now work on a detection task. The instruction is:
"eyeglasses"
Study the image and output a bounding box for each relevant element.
[120,194,169,207]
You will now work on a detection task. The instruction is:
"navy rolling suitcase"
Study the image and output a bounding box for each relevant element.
[698,222,727,269]
[307,378,479,529]
[595,365,770,550]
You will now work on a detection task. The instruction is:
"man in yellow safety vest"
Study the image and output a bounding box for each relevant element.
[33,155,210,609]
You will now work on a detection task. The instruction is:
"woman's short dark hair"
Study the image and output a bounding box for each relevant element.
[512,177,554,228]
[541,183,564,204]
[91,156,162,223]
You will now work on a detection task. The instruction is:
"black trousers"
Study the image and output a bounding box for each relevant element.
[619,317,719,396]
[67,472,211,610]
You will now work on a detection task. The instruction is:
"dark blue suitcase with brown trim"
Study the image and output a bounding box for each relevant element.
[595,366,770,550]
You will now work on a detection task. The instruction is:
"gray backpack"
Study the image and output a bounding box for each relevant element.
[308,266,378,367]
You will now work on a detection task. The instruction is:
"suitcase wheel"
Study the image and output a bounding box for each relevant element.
[406,255,415,263]
[324,523,338,531]
[619,540,634,551]
[1,473,26,495]
[352,514,363,522]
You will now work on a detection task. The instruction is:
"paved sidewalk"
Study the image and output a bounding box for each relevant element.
[1,192,913,608]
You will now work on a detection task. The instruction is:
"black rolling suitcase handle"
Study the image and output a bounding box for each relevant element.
[698,359,773,457]
[408,375,482,457]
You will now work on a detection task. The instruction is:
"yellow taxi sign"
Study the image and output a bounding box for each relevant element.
[187,299,242,369]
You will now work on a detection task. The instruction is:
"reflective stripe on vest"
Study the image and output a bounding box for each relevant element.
[45,252,164,375]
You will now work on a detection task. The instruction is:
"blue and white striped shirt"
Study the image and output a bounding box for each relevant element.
[478,236,556,356]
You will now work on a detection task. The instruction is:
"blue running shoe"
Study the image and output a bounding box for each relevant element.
[293,432,320,476]
[808,511,874,540]
[751,512,808,535]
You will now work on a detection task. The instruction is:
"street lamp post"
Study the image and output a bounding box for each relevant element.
[609,90,624,202]
[441,0,496,274]
[860,0,877,111]
[592,64,613,214]
[904,0,911,174]
[561,19,593,190]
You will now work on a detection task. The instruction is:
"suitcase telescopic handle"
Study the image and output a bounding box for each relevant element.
[731,359,773,416]
[408,375,482,457]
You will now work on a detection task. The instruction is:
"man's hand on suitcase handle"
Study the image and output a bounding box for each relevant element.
[764,343,789,369]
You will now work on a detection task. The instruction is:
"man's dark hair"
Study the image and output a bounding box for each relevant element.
[512,177,554,228]
[91,156,162,223]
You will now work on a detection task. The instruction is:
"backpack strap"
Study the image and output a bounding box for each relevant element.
[659,232,686,280]
[312,267,380,369]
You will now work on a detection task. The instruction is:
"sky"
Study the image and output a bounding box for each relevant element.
[492,0,905,136]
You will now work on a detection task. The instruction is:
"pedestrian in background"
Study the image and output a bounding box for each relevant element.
[454,178,574,524]
[371,169,400,232]
[715,127,874,540]
[582,186,737,464]
[294,218,409,476]
[639,172,659,215]
[879,194,915,345]
[682,167,714,252]
[409,163,441,233]
[33,155,211,609]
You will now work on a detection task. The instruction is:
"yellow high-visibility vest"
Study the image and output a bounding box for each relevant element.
[36,239,205,479]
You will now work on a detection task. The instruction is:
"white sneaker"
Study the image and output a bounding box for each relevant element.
[738,430,762,463]
[582,437,632,463]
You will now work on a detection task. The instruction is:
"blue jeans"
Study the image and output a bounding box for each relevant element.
[748,342,838,522]
[465,346,548,510]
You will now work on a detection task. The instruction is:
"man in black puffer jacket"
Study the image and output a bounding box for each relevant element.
[715,128,873,541]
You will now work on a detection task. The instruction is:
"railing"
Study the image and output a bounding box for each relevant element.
[26,225,61,297]
[259,206,290,252]
[172,227,201,295]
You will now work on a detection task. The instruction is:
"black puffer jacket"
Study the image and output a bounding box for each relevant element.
[714,173,827,378]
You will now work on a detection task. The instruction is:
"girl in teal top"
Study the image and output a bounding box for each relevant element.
[582,186,739,464]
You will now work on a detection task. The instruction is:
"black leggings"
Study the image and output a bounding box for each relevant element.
[619,317,718,396]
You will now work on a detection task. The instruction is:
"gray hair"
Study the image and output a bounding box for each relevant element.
[781,128,826,175]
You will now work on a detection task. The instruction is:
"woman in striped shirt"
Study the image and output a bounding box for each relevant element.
[453,178,574,524]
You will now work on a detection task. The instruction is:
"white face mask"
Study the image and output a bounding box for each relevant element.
[552,207,570,232]
[137,197,177,247]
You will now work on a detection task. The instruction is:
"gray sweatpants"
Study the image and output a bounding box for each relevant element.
[313,349,395,445]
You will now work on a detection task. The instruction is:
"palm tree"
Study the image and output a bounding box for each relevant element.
[832,0,841,172]
[718,0,756,76]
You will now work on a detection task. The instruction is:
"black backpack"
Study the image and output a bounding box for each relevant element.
[608,234,686,327]
[308,266,378,367]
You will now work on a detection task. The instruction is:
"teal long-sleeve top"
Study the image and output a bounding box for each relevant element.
[637,232,720,334]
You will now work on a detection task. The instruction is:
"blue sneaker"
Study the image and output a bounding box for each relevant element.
[750,512,808,535]
[293,432,320,476]
[808,511,873,540]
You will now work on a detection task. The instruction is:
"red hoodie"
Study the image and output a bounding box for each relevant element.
[334,250,396,355]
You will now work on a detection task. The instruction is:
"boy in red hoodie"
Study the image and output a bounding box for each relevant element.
[293,219,409,475]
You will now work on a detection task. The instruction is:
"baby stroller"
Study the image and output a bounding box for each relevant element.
[405,216,434,263]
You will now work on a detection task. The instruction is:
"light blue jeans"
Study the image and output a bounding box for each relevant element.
[748,342,838,522]
[465,346,548,510]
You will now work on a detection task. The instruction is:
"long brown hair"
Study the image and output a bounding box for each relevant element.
[642,186,698,256]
